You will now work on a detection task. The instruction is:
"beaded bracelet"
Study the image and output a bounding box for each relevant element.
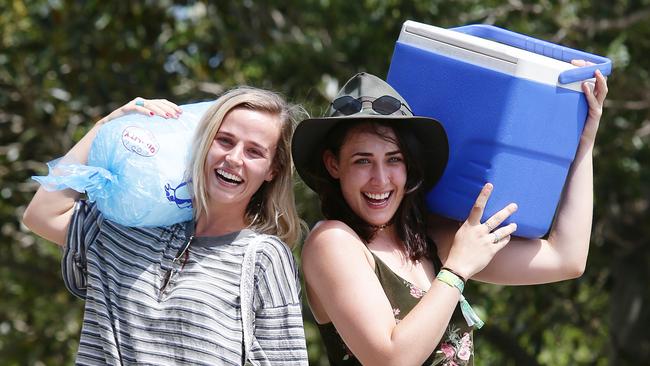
[436,269,484,329]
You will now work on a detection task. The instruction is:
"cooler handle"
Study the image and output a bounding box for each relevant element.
[451,24,612,84]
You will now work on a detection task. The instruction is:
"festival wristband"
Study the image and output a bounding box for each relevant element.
[436,269,484,329]
[441,266,467,284]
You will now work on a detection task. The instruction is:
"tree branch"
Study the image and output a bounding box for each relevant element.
[605,99,650,111]
[577,8,650,32]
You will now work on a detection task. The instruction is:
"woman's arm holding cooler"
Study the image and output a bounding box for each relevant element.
[23,99,180,245]
[432,67,608,285]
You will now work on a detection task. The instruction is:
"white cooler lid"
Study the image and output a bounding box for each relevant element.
[398,21,587,92]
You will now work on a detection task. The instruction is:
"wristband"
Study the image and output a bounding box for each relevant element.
[441,266,467,284]
[436,269,484,329]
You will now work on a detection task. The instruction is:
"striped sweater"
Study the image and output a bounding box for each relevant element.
[67,201,307,365]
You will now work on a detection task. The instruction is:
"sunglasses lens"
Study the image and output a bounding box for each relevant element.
[332,96,361,115]
[372,96,403,115]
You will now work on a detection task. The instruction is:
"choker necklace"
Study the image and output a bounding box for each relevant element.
[372,223,391,231]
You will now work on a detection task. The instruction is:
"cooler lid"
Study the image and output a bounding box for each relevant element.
[398,21,586,92]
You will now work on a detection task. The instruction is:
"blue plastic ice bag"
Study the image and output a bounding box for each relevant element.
[33,101,214,227]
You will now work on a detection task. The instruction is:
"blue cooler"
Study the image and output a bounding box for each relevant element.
[386,21,611,238]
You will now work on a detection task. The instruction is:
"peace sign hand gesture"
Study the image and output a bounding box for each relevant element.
[444,183,518,280]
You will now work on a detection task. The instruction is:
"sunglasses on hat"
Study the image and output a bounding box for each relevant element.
[331,95,413,116]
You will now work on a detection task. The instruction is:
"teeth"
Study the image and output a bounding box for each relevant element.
[217,169,242,182]
[364,192,390,200]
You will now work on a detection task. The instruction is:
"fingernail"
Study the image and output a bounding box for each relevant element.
[149,111,155,116]
[166,113,171,117]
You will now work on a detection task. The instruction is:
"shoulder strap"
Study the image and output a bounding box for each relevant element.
[62,201,88,300]
[240,234,264,362]
[427,237,443,274]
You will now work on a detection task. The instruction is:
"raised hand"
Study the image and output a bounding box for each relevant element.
[99,97,182,125]
[570,60,609,148]
[444,183,518,280]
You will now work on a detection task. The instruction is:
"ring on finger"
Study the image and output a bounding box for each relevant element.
[135,99,145,107]
[492,232,500,244]
[484,221,494,232]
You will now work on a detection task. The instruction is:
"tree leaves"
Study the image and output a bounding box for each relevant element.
[2,1,649,364]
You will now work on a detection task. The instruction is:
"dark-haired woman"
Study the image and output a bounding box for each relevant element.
[292,69,607,365]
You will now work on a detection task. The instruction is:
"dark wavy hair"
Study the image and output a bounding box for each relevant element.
[307,120,431,261]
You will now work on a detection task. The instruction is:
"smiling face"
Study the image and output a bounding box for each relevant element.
[203,107,281,215]
[323,124,407,227]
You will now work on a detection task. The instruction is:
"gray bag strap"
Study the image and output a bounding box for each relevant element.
[240,234,265,363]
[62,202,88,300]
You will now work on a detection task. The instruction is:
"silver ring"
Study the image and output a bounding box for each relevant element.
[135,99,145,107]
[492,232,500,244]
[484,221,494,232]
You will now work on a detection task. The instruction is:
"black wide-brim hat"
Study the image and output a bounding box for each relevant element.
[292,72,449,193]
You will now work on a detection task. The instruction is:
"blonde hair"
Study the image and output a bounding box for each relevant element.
[186,86,306,247]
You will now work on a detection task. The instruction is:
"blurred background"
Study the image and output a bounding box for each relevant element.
[1,1,648,365]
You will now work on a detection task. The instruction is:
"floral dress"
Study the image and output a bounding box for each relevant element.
[318,252,474,366]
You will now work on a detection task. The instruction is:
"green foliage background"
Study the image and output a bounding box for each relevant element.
[1,0,649,364]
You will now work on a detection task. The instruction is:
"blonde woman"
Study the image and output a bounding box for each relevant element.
[23,87,308,365]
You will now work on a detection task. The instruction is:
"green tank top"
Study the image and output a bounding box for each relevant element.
[317,252,475,366]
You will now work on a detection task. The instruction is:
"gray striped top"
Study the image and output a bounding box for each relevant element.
[68,201,307,365]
